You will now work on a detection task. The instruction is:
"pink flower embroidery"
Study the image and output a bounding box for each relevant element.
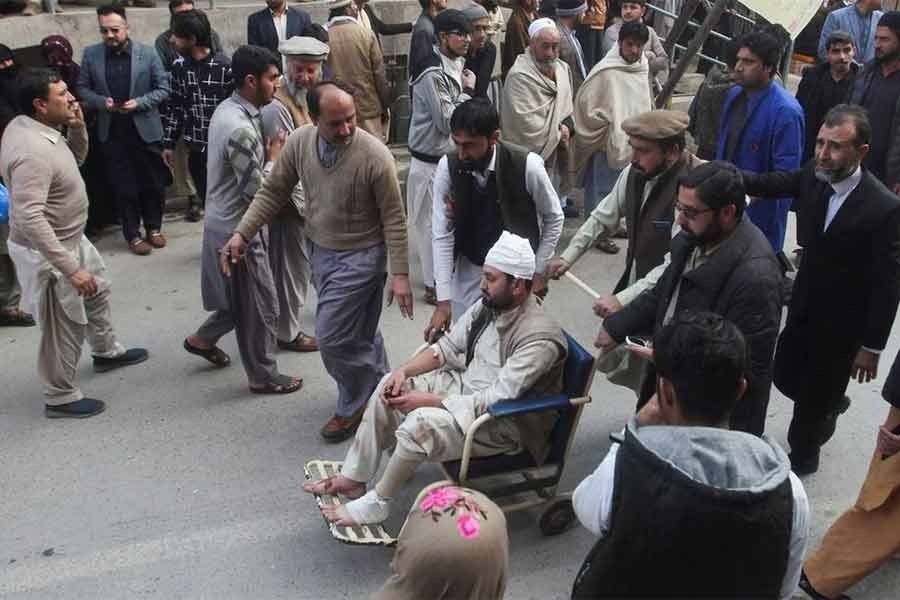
[456,514,480,539]
[420,487,461,512]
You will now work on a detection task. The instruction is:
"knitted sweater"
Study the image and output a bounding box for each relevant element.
[0,116,89,277]
[236,125,409,274]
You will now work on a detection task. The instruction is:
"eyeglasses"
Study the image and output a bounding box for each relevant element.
[447,30,472,39]
[674,201,715,220]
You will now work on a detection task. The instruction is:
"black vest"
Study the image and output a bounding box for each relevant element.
[615,153,694,294]
[572,426,794,599]
[448,142,539,266]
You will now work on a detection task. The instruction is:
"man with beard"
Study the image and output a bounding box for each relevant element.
[258,36,327,354]
[183,45,303,396]
[716,26,803,254]
[596,161,784,437]
[224,81,413,442]
[408,9,477,306]
[0,45,35,328]
[426,98,563,340]
[77,4,171,255]
[302,232,567,527]
[502,19,575,216]
[162,9,234,223]
[858,12,900,191]
[548,110,701,393]
[739,104,900,475]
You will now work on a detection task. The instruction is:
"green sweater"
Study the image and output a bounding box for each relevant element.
[237,124,409,275]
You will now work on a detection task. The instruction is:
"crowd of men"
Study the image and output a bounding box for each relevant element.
[2,0,900,597]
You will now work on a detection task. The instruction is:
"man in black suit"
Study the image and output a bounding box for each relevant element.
[741,104,900,476]
[247,0,312,66]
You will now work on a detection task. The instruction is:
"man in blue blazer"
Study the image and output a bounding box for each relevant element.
[716,26,804,254]
[247,0,312,66]
[77,3,171,255]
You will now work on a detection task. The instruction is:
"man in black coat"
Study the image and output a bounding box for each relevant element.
[247,0,312,64]
[741,104,900,475]
[596,161,784,437]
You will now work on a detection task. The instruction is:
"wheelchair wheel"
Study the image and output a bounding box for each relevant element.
[539,498,575,536]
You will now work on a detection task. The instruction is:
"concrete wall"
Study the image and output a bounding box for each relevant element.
[0,0,422,59]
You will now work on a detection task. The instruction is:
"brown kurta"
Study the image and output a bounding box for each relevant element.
[502,6,534,80]
[325,18,391,121]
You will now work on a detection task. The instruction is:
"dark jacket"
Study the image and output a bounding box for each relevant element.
[604,216,784,436]
[742,164,900,408]
[247,6,312,59]
[465,41,497,99]
[848,60,900,185]
[76,41,171,144]
[795,61,858,162]
[408,12,436,82]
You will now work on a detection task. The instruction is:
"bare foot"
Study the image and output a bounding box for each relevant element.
[321,503,358,527]
[303,474,365,499]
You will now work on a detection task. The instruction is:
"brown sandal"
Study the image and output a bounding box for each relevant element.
[183,338,231,367]
[277,332,318,353]
[250,374,303,395]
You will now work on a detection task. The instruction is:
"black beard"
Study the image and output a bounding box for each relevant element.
[461,148,493,173]
[683,217,723,247]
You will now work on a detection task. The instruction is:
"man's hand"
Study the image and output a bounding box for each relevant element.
[593,294,624,318]
[594,324,617,352]
[105,97,116,112]
[893,183,900,196]
[546,256,570,280]
[119,99,138,113]
[66,101,85,130]
[266,129,287,163]
[384,389,444,414]
[424,301,451,343]
[532,272,548,300]
[380,368,408,402]
[68,268,98,297]
[219,232,248,278]
[386,274,414,319]
[462,68,477,91]
[851,348,880,383]
[559,124,570,147]
[162,149,175,170]
[877,423,900,459]
[443,194,455,221]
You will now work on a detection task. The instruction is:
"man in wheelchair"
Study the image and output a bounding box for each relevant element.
[303,232,568,526]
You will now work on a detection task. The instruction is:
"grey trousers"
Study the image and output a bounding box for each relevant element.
[196,238,280,387]
[268,211,312,342]
[309,241,389,417]
[0,224,21,311]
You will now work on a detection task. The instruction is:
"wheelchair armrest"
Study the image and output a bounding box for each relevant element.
[487,394,571,418]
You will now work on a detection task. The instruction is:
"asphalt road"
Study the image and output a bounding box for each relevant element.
[2,213,898,599]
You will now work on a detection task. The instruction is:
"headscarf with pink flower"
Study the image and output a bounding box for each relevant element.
[371,481,508,600]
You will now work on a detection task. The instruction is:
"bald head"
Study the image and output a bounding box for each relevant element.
[309,82,357,145]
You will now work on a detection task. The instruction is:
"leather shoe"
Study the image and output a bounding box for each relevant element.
[45,398,106,419]
[321,406,365,443]
[93,347,149,373]
[798,570,851,599]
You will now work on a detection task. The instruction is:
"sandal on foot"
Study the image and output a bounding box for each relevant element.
[0,309,36,327]
[183,338,231,367]
[277,332,318,353]
[250,374,303,395]
[594,237,620,254]
[330,490,391,526]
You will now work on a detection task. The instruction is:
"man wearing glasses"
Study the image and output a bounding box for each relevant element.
[407,9,476,306]
[596,160,784,437]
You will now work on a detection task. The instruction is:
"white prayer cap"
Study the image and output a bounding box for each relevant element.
[528,17,557,39]
[279,36,330,60]
[484,231,535,280]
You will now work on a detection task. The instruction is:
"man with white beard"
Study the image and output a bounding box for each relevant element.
[258,36,327,353]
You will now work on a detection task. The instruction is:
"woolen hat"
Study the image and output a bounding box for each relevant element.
[279,36,330,60]
[622,110,690,140]
[556,0,587,17]
[879,11,900,33]
[435,9,474,34]
[461,2,490,21]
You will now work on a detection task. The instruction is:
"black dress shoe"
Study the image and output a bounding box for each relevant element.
[798,570,852,599]
[45,398,106,419]
[790,451,821,476]
[93,348,149,373]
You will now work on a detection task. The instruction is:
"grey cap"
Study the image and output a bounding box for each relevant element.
[461,1,490,20]
[278,36,330,60]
